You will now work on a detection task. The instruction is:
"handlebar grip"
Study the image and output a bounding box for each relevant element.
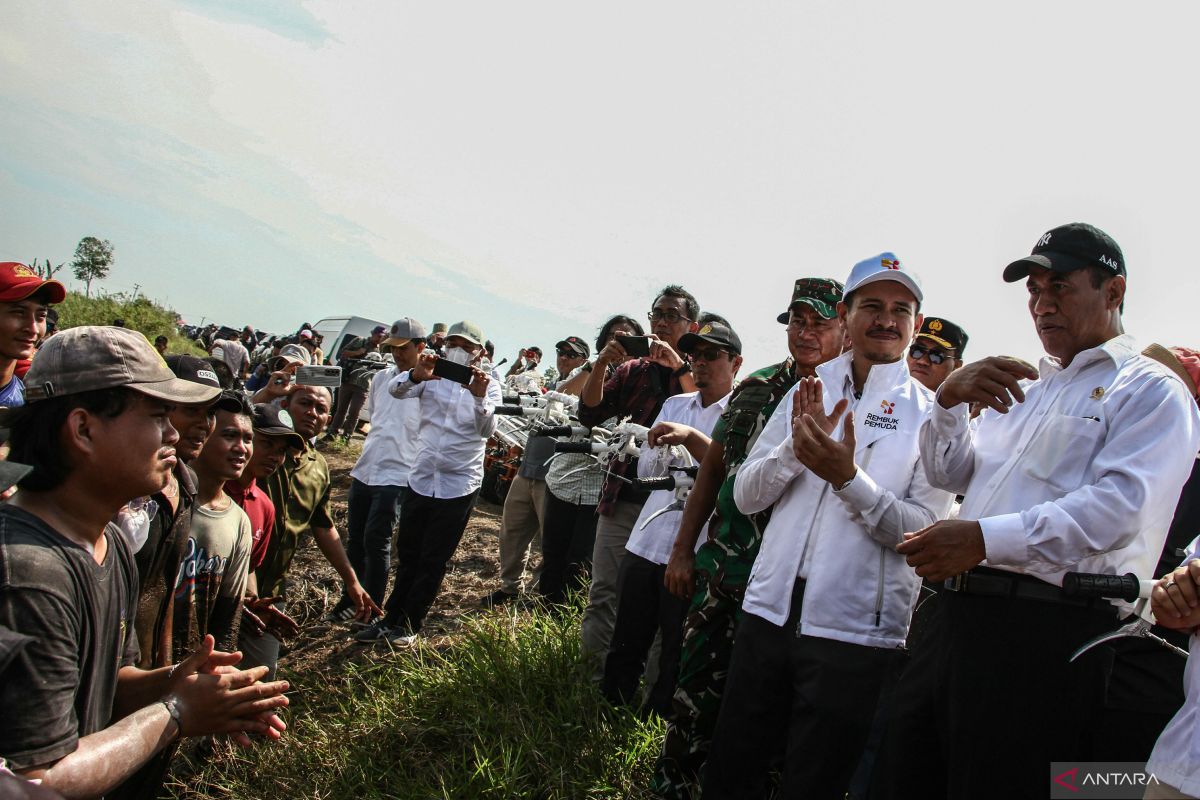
[1061,572,1142,602]
[629,476,676,491]
[501,395,521,404]
[535,425,576,438]
[554,441,596,453]
[494,406,524,415]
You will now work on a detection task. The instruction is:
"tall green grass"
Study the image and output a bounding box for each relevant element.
[170,602,664,799]
[56,291,204,356]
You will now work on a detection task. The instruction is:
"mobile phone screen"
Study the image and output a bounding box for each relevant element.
[616,335,651,358]
[432,357,474,385]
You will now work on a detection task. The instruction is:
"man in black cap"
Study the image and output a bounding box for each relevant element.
[906,316,967,392]
[601,321,742,716]
[872,223,1200,798]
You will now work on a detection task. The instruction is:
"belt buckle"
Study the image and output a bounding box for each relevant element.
[945,572,969,592]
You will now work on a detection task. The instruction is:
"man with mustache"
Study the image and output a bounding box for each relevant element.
[0,327,289,798]
[703,255,953,799]
[653,277,846,799]
[906,316,968,392]
[872,224,1200,799]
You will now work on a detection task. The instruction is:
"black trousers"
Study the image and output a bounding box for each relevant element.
[868,577,1118,800]
[539,491,598,606]
[381,488,478,634]
[703,583,901,800]
[601,552,689,716]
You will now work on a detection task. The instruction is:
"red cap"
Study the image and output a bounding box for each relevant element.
[0,262,66,304]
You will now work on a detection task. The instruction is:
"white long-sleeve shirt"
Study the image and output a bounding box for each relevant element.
[350,366,421,488]
[389,370,501,499]
[625,391,730,566]
[922,334,1200,587]
[734,353,953,648]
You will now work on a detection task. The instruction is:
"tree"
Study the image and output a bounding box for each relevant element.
[28,257,64,280]
[70,237,114,298]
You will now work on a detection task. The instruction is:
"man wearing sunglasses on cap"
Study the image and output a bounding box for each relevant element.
[906,316,968,393]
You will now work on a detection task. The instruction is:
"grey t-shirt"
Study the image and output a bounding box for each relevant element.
[0,506,140,770]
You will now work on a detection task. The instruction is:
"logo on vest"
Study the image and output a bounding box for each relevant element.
[865,400,899,430]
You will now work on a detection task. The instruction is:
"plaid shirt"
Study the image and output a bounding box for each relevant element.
[578,358,684,516]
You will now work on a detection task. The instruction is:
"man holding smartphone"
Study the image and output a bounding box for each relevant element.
[356,321,502,646]
[578,285,700,675]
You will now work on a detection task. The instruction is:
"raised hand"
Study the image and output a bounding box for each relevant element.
[791,395,856,486]
[937,356,1039,414]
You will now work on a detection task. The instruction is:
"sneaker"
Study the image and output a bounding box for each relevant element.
[480,589,517,609]
[352,619,390,642]
[384,629,419,647]
[323,604,356,624]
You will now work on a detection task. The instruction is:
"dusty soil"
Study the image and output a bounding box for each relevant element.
[270,437,515,676]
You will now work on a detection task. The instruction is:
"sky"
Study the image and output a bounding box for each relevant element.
[1,1,1197,373]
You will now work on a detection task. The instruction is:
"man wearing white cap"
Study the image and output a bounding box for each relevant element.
[356,320,502,645]
[703,255,953,799]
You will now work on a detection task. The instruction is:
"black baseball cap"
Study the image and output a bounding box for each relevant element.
[251,403,306,450]
[213,389,252,415]
[915,317,968,356]
[555,336,590,358]
[678,321,743,355]
[1003,222,1125,283]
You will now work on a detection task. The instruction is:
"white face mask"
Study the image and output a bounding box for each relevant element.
[444,345,473,366]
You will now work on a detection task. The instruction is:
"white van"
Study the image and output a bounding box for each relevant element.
[311,315,390,366]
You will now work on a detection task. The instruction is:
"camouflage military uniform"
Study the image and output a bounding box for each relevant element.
[651,358,799,799]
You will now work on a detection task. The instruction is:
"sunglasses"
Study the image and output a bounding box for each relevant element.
[688,348,731,363]
[908,345,953,365]
[556,348,581,358]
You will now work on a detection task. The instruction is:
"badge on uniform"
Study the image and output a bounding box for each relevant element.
[1090,387,1105,400]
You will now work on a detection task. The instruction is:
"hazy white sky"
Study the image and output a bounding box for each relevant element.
[2,1,1196,371]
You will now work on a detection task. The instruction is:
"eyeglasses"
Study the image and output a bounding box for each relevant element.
[647,310,692,324]
[908,345,953,365]
[688,348,731,363]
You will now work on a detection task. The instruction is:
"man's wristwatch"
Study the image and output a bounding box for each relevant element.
[672,362,692,379]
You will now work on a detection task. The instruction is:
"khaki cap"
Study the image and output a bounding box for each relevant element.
[24,326,222,405]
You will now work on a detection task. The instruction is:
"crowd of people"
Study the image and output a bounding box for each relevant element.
[1,219,1199,799]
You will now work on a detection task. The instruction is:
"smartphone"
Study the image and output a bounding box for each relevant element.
[616,335,651,358]
[432,357,474,385]
[296,365,342,388]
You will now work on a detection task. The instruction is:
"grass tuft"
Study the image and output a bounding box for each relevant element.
[169,600,663,799]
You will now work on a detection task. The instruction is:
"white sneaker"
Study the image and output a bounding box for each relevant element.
[385,628,419,647]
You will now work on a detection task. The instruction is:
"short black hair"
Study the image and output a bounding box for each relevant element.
[698,311,730,327]
[653,285,700,322]
[596,315,645,353]
[205,358,235,389]
[154,335,169,345]
[1086,265,1126,313]
[8,388,138,491]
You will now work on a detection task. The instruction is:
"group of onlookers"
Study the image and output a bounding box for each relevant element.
[3,219,1200,799]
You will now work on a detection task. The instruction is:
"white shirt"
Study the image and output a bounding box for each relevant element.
[350,366,421,487]
[922,334,1200,588]
[1147,535,1200,796]
[626,391,730,566]
[390,369,502,499]
[734,353,953,648]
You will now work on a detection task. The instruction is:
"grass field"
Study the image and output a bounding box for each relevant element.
[169,601,665,799]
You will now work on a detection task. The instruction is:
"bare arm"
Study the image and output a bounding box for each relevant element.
[664,440,726,599]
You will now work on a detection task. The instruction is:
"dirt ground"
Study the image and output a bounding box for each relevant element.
[270,438,515,676]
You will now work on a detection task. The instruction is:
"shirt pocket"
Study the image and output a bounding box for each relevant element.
[1021,414,1106,495]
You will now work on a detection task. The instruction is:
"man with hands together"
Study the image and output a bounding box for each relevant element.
[703,255,952,799]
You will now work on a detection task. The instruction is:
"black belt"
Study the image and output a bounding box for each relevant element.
[943,567,1105,609]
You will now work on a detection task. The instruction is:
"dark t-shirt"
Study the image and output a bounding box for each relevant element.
[133,465,197,668]
[0,506,140,771]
